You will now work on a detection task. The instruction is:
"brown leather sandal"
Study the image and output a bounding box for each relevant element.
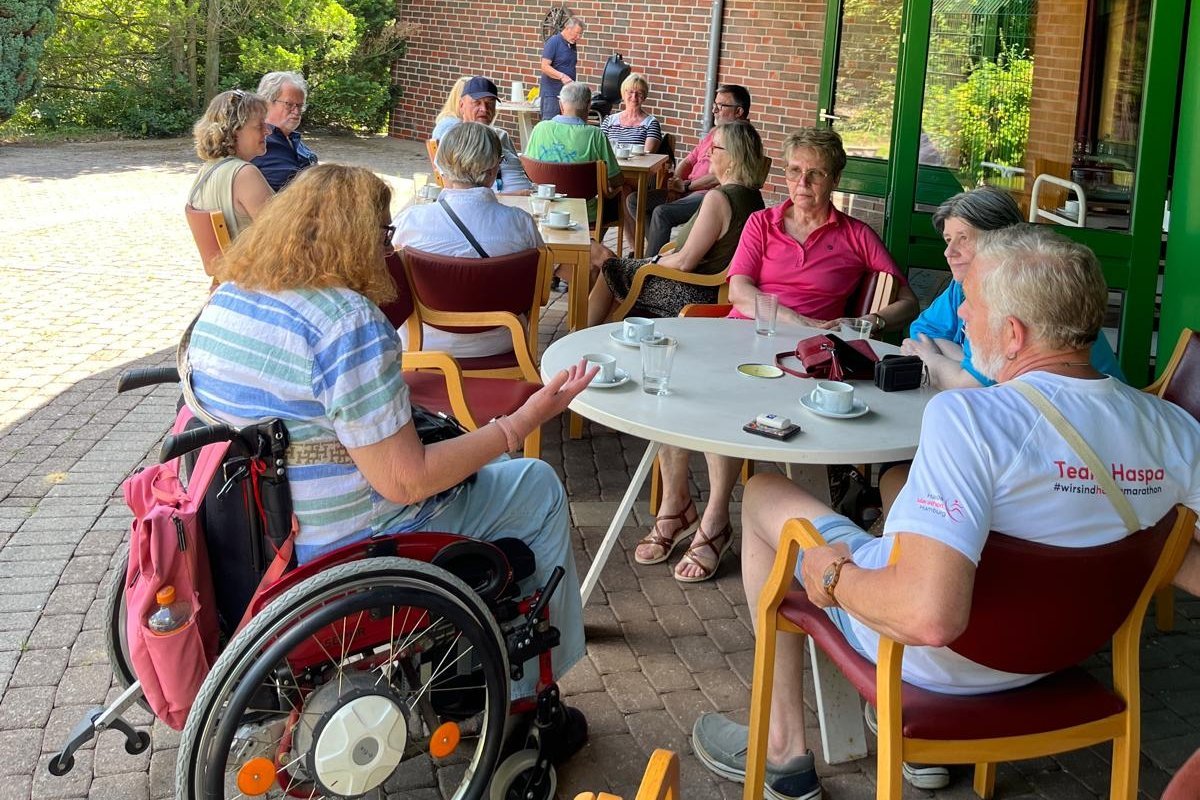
[673,523,734,583]
[634,502,700,565]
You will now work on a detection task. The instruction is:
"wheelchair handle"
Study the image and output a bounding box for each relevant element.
[160,424,239,463]
[117,367,180,393]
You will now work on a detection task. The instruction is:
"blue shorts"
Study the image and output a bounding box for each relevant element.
[793,513,875,658]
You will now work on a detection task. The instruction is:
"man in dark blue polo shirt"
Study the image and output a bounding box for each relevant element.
[539,18,584,121]
[252,71,319,192]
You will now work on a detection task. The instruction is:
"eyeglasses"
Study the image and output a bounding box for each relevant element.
[381,224,396,246]
[784,167,832,183]
[273,99,307,114]
[713,102,741,111]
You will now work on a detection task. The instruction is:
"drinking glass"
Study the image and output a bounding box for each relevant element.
[530,196,550,219]
[755,292,778,337]
[838,317,873,340]
[640,335,678,396]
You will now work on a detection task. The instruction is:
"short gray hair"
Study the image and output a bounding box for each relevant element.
[976,224,1107,351]
[559,82,592,115]
[782,128,847,178]
[438,122,501,186]
[932,186,1023,235]
[256,71,309,102]
[564,17,584,30]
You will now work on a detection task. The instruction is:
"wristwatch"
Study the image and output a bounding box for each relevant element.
[869,313,886,332]
[682,180,692,193]
[821,556,853,605]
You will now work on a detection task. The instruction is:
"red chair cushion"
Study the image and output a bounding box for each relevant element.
[454,352,520,373]
[404,371,539,423]
[379,252,415,328]
[845,272,880,317]
[520,157,598,199]
[1162,330,1200,420]
[779,593,1126,741]
[403,248,541,335]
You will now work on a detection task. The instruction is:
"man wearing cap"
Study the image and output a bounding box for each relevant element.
[431,76,531,194]
[539,17,584,121]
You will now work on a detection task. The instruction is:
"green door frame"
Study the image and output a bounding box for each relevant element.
[818,0,1186,383]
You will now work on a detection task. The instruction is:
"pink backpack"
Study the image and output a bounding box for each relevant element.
[123,407,225,730]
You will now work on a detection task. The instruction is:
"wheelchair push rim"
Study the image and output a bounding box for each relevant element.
[176,557,509,800]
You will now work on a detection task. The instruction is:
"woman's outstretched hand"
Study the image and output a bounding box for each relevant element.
[520,359,600,425]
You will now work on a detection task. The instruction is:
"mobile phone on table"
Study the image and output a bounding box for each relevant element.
[743,420,802,440]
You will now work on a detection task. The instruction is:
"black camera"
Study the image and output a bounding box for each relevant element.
[874,355,924,392]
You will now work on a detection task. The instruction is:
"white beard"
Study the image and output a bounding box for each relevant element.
[971,338,1007,383]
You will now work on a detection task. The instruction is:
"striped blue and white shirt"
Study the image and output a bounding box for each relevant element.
[188,284,460,551]
[601,113,662,148]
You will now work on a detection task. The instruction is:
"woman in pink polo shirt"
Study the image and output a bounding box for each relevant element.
[638,128,919,582]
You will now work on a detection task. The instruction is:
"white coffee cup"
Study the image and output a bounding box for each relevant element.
[613,145,632,159]
[629,143,645,155]
[809,380,855,414]
[623,317,655,344]
[546,210,570,227]
[584,352,617,383]
[1064,199,1080,218]
[536,184,556,198]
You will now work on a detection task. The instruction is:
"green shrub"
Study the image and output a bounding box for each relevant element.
[0,0,60,123]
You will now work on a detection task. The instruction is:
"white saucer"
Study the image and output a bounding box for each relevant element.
[542,220,581,230]
[799,394,870,419]
[589,367,631,389]
[609,329,645,347]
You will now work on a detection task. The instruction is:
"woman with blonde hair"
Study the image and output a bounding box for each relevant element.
[587,119,766,325]
[600,73,661,152]
[188,89,274,241]
[189,163,596,709]
[435,75,470,124]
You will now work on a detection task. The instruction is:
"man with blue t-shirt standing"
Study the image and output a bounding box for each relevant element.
[539,17,584,120]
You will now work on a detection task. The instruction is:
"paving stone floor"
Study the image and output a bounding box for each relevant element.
[1,135,1197,800]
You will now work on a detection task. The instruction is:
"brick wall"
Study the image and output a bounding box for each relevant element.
[390,0,826,201]
[1024,2,1086,209]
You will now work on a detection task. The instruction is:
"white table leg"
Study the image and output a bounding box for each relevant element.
[808,640,869,764]
[578,439,661,605]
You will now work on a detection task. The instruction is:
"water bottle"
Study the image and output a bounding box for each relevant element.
[148,585,191,634]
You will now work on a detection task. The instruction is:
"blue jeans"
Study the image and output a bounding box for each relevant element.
[296,458,583,701]
[794,513,875,659]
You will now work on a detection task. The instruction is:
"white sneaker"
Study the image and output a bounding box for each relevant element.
[863,704,951,790]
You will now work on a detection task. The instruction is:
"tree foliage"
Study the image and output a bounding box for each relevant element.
[0,0,59,123]
[6,0,410,135]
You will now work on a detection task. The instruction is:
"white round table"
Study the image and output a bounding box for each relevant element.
[541,316,937,603]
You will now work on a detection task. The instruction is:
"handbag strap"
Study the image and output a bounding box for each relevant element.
[438,195,489,258]
[1010,379,1140,533]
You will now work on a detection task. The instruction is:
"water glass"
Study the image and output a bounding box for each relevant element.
[640,335,678,396]
[838,317,873,340]
[754,292,778,337]
[413,172,429,194]
[530,196,550,219]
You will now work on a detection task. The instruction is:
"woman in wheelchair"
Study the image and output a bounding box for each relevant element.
[183,164,596,794]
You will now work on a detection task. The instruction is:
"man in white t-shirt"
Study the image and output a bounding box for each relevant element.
[691,225,1200,800]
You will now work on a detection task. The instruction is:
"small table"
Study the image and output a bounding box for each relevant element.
[497,101,540,149]
[542,316,936,765]
[617,153,671,259]
[497,195,591,331]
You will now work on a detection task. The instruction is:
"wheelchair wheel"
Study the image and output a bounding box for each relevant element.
[175,557,509,800]
[103,546,151,711]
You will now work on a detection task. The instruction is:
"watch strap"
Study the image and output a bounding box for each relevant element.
[823,555,853,605]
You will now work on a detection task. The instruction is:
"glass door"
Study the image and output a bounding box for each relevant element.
[817,0,905,235]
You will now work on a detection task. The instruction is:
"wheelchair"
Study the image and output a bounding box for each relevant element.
[49,367,578,800]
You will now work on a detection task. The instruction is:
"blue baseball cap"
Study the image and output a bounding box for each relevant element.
[463,77,499,100]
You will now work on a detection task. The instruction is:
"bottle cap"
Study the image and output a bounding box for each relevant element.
[156,586,176,605]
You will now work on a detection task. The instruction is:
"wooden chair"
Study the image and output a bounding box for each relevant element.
[184,205,231,277]
[606,243,731,323]
[400,246,548,383]
[648,271,899,513]
[744,505,1197,800]
[520,156,624,254]
[572,749,680,800]
[424,139,445,187]
[1142,327,1200,630]
[379,253,543,458]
